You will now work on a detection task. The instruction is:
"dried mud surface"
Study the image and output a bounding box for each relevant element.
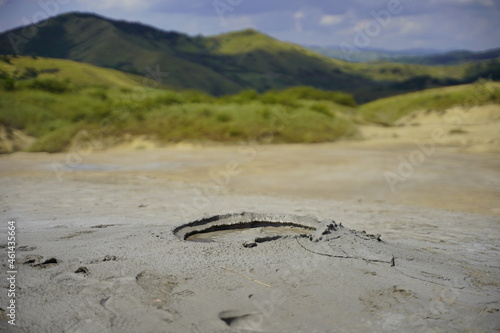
[0,142,499,332]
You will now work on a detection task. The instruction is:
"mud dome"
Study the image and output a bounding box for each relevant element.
[173,212,384,248]
[173,212,322,244]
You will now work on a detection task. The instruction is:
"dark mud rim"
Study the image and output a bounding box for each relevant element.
[173,212,321,241]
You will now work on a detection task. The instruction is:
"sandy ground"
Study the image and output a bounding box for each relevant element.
[0,109,500,332]
[360,105,500,155]
[0,126,34,155]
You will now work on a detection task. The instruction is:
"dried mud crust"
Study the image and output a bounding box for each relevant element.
[174,212,393,264]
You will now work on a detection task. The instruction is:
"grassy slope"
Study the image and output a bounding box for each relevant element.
[0,57,358,152]
[359,81,500,125]
[0,57,150,88]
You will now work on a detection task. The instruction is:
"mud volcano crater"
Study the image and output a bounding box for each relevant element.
[173,212,322,245]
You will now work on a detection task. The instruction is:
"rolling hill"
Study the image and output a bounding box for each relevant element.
[1,12,498,102]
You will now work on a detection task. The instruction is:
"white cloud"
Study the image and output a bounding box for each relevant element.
[294,11,304,20]
[78,0,154,10]
[399,20,424,35]
[319,14,343,26]
[294,11,304,32]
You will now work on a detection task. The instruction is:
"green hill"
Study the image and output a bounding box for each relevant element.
[1,12,498,102]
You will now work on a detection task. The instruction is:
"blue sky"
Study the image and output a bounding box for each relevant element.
[0,0,499,51]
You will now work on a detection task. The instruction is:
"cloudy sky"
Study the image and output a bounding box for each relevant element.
[0,0,499,51]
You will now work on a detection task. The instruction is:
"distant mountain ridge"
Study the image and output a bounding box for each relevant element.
[307,45,500,65]
[393,48,500,65]
[0,12,498,102]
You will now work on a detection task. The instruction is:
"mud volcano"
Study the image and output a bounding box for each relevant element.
[173,212,322,245]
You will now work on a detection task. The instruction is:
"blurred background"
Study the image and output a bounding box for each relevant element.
[0,0,498,155]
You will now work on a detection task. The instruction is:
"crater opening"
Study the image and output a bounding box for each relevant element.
[173,212,320,244]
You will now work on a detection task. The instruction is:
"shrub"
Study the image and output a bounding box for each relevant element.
[39,68,60,74]
[29,124,81,153]
[200,107,212,117]
[0,55,11,64]
[181,90,215,103]
[223,89,258,104]
[260,90,298,107]
[158,91,182,105]
[2,77,15,91]
[281,86,357,106]
[310,103,333,116]
[28,78,71,94]
[19,67,38,80]
[88,89,108,101]
[216,113,231,122]
[259,86,356,107]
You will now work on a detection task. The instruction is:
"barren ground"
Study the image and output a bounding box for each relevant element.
[0,110,499,332]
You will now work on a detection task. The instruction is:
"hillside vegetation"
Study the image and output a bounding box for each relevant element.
[1,52,498,153]
[1,12,499,102]
[0,56,359,152]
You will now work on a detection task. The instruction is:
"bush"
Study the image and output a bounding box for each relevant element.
[158,91,182,105]
[216,113,232,122]
[29,124,81,153]
[260,90,298,107]
[222,89,258,104]
[281,86,357,106]
[310,103,333,116]
[181,90,215,103]
[2,77,15,91]
[258,86,356,107]
[0,55,11,64]
[39,68,60,74]
[19,67,38,80]
[88,89,108,101]
[28,78,71,94]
